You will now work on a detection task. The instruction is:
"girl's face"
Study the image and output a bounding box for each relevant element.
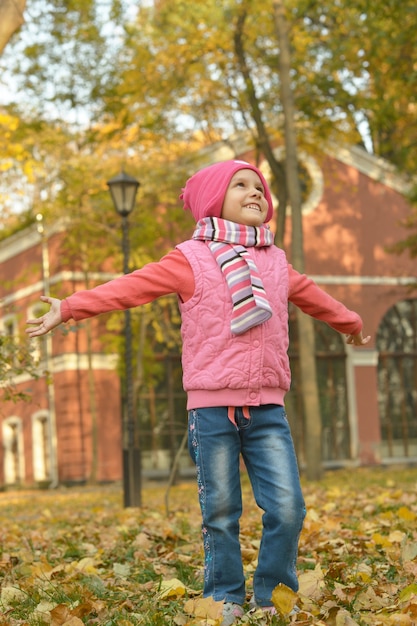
[221,169,269,227]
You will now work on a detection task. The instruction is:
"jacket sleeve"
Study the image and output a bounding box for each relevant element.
[287,264,363,335]
[61,249,195,322]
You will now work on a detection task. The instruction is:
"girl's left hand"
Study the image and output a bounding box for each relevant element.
[346,331,371,346]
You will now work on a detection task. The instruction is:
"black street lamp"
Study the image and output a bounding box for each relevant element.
[107,170,141,507]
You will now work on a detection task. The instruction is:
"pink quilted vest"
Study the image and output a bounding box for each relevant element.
[177,240,291,410]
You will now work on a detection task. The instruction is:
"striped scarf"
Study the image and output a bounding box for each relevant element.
[192,217,274,335]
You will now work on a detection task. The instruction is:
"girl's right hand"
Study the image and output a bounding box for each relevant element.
[26,296,63,337]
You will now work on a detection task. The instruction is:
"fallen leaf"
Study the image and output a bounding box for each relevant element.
[402,542,417,562]
[133,532,152,550]
[0,585,27,608]
[353,586,389,611]
[387,615,412,625]
[398,507,417,522]
[371,532,392,548]
[298,564,325,600]
[335,609,361,625]
[389,529,406,543]
[184,596,223,620]
[158,577,187,598]
[271,583,298,616]
[50,604,72,626]
[113,562,131,577]
[399,584,417,602]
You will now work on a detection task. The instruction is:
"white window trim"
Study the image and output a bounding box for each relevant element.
[2,416,25,485]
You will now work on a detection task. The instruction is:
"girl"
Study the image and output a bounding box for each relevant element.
[27,160,370,625]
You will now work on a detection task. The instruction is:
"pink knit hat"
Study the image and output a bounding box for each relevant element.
[180,160,274,223]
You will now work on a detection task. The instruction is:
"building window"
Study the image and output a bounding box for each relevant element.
[287,305,350,466]
[377,298,417,459]
[2,417,25,486]
[32,411,52,484]
[1,315,18,368]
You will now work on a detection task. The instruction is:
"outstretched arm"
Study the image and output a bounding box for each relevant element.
[288,265,371,345]
[26,296,63,337]
[346,331,371,346]
[25,249,195,339]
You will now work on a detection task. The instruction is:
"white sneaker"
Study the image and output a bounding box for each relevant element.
[221,602,244,625]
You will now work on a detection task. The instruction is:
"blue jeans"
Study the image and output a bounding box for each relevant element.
[188,405,305,607]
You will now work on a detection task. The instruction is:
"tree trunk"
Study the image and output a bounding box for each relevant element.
[233,9,288,248]
[0,0,26,55]
[272,0,323,480]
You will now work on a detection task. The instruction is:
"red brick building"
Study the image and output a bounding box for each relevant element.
[0,220,123,486]
[0,143,416,488]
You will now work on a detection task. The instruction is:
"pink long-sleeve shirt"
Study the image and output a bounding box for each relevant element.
[61,248,362,337]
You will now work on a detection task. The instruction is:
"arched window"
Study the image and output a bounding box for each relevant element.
[377,298,417,459]
[2,417,25,486]
[287,306,350,466]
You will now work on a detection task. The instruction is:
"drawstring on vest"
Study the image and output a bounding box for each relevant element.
[228,406,251,426]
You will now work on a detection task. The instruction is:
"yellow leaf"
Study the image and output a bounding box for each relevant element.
[0,112,18,130]
[355,563,372,583]
[184,596,223,620]
[371,532,391,547]
[159,577,187,598]
[306,507,320,522]
[398,506,417,521]
[380,510,395,522]
[76,557,100,574]
[399,583,417,601]
[271,583,298,616]
[0,159,13,172]
[389,529,406,543]
[322,501,337,513]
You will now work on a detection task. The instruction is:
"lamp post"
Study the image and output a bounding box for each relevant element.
[107,170,141,507]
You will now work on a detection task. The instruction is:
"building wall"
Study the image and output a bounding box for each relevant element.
[1,144,416,485]
[0,223,123,486]
[270,146,415,464]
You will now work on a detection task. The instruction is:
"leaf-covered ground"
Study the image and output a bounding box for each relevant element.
[1,467,417,625]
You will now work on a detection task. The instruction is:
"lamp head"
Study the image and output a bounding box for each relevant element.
[107,171,140,217]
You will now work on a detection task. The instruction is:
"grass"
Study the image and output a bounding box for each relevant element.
[1,468,417,624]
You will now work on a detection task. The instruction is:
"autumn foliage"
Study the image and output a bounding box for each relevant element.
[1,467,417,625]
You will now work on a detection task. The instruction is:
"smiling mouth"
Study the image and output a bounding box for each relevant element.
[244,204,261,211]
